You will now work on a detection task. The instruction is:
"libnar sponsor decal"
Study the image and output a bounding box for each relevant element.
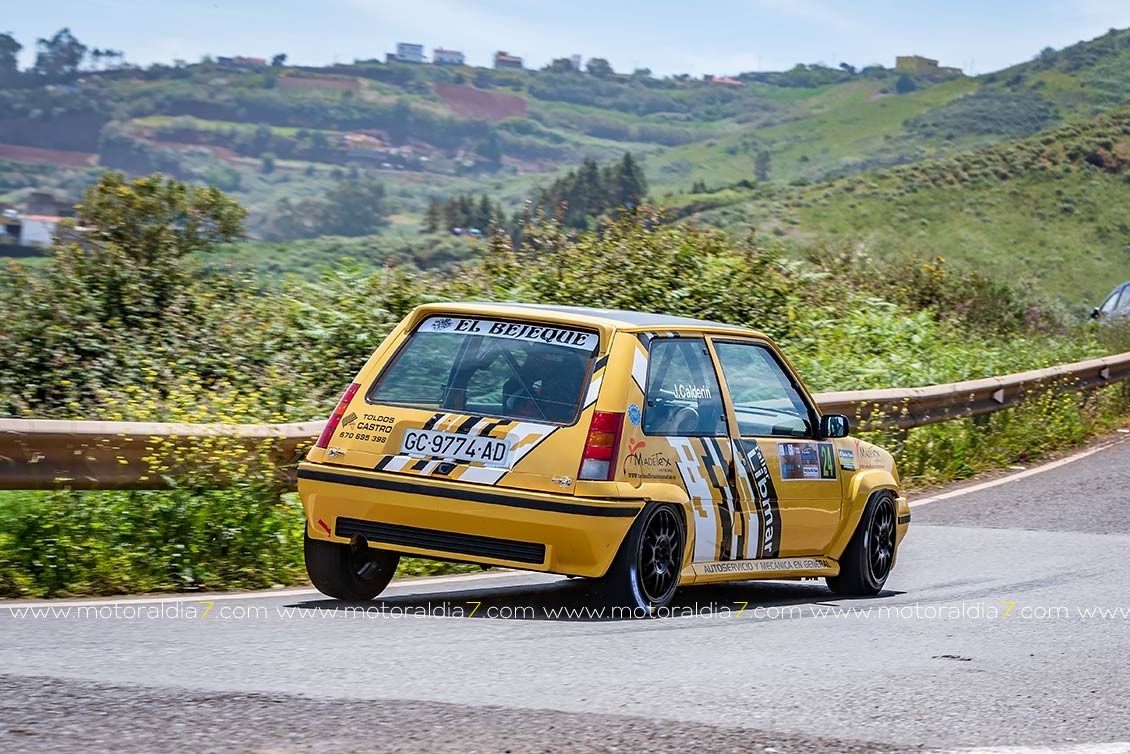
[740,440,780,559]
[421,316,598,351]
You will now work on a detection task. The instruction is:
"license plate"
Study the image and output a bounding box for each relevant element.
[400,428,511,467]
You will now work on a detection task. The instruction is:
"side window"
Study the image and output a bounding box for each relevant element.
[643,339,727,437]
[713,341,813,438]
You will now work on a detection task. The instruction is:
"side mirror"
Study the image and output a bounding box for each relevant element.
[1090,307,1101,320]
[819,414,850,439]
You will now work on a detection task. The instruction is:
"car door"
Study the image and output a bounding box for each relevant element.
[639,336,744,563]
[709,338,843,558]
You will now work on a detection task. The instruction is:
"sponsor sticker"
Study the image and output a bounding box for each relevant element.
[420,316,598,351]
[698,556,833,575]
[622,438,676,480]
[778,441,837,480]
[627,403,642,426]
[853,438,889,469]
[838,447,856,471]
[742,440,780,559]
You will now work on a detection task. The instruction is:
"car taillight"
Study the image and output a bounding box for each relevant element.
[578,410,624,481]
[316,383,360,449]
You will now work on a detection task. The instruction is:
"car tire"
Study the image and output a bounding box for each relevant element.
[826,491,897,597]
[598,503,685,615]
[304,532,400,601]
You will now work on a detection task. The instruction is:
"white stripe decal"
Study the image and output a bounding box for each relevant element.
[631,346,648,392]
[670,438,717,562]
[584,375,603,407]
[383,456,411,473]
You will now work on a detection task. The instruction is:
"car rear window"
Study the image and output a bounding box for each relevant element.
[369,315,599,424]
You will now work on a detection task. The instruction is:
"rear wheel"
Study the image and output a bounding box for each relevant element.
[826,491,897,597]
[305,532,400,601]
[599,504,684,615]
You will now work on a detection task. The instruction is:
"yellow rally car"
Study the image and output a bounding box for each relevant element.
[298,303,909,610]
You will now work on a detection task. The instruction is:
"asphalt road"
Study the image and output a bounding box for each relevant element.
[3,435,1130,753]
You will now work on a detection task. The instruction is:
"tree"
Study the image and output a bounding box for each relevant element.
[32,28,87,79]
[476,194,495,228]
[0,172,248,414]
[63,172,245,322]
[474,132,503,168]
[271,53,287,67]
[543,57,577,73]
[423,197,442,233]
[0,32,22,81]
[754,151,771,182]
[572,159,605,220]
[838,62,856,75]
[611,152,647,209]
[585,57,613,77]
[320,178,389,236]
[387,99,413,146]
[89,48,124,71]
[895,73,918,94]
[260,152,276,174]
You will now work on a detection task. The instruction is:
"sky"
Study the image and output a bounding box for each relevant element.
[6,0,1130,77]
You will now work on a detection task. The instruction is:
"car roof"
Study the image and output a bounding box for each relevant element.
[420,301,766,336]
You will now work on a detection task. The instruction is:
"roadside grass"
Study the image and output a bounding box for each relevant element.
[867,383,1130,488]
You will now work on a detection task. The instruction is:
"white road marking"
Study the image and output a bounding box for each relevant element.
[911,436,1129,508]
[0,569,527,610]
[937,744,1130,754]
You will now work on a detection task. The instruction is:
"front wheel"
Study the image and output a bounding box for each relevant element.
[598,504,685,615]
[305,532,400,601]
[826,491,897,597]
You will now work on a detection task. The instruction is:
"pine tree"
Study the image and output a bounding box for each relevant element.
[423,197,442,233]
[476,195,494,229]
[613,152,647,208]
[755,151,771,182]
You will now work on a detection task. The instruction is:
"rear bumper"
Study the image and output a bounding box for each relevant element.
[297,463,641,577]
[895,495,911,546]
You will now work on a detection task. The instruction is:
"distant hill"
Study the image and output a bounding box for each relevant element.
[1,26,1129,299]
[679,107,1130,307]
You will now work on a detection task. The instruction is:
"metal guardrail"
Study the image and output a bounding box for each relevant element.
[1,352,1128,491]
[816,352,1130,431]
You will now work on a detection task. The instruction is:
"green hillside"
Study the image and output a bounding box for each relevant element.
[682,108,1130,307]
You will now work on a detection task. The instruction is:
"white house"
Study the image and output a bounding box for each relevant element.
[433,48,465,65]
[395,43,425,64]
[19,215,60,247]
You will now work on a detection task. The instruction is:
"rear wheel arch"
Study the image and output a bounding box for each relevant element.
[599,501,687,613]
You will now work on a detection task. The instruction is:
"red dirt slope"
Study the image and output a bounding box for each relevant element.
[434,83,526,122]
[0,143,98,167]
